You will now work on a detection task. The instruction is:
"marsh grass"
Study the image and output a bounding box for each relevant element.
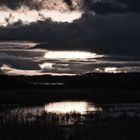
[1,111,140,140]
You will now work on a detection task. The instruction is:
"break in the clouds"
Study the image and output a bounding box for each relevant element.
[0,12,140,56]
[0,0,140,75]
[0,0,139,26]
[0,0,85,26]
[0,1,139,56]
[1,41,140,76]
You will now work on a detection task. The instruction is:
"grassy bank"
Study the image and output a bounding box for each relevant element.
[0,73,140,104]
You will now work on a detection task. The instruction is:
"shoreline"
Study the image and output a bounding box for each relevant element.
[0,73,140,104]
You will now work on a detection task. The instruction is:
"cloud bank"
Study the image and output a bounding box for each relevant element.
[0,12,140,56]
[0,0,140,57]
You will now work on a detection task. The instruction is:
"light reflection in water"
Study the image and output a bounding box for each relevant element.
[2,102,140,125]
[45,101,102,114]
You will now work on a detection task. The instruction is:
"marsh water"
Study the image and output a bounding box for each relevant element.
[1,101,140,125]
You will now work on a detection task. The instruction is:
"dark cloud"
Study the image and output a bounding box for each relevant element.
[0,13,140,56]
[0,0,140,75]
[0,0,83,11]
[83,0,140,14]
[0,0,140,13]
[0,0,37,10]
[0,54,40,70]
[0,0,139,57]
[118,0,140,12]
[87,1,127,14]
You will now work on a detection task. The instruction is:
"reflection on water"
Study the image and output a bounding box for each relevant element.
[1,101,140,125]
[45,101,102,114]
[0,101,102,125]
[9,101,101,116]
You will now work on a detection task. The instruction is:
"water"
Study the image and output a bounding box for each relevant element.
[1,101,140,125]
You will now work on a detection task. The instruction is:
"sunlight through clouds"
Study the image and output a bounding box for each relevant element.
[0,0,84,26]
[43,50,103,60]
[1,41,140,76]
[0,9,83,26]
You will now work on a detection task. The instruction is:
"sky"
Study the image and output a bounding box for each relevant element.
[0,0,140,75]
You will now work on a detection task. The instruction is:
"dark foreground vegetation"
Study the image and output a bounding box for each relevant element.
[70,120,140,140]
[0,119,64,140]
[0,112,140,140]
[0,73,140,104]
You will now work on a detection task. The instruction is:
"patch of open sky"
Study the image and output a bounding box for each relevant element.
[0,41,140,75]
